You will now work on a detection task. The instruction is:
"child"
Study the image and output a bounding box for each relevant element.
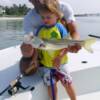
[37,5,77,100]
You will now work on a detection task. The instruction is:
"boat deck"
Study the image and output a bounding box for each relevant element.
[0,41,100,100]
[64,91,100,100]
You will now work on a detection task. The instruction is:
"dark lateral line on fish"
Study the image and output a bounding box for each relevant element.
[44,39,83,44]
[88,34,100,39]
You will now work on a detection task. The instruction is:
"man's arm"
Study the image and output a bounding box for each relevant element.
[60,2,80,40]
[67,21,80,40]
[66,21,81,53]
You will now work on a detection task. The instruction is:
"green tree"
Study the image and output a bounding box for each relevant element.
[4,4,30,16]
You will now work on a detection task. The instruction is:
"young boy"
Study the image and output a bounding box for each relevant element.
[37,5,77,100]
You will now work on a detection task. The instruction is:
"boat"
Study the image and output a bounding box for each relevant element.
[0,41,100,100]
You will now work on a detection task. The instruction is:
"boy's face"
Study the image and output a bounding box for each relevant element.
[40,12,58,26]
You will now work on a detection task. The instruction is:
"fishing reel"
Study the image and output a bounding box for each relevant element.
[8,80,29,95]
[0,74,35,96]
[8,85,18,95]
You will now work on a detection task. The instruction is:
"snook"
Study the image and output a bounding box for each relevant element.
[32,37,96,53]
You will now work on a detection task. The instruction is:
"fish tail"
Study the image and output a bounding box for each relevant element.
[82,38,96,53]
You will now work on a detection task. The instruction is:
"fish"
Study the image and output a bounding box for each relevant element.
[32,36,96,53]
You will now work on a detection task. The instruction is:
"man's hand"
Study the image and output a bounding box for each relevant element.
[68,43,81,53]
[20,43,34,58]
[23,34,33,44]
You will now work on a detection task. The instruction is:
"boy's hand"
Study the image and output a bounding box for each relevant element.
[53,55,61,69]
[53,48,68,68]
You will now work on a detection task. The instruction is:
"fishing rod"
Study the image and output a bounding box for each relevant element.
[50,70,56,100]
[0,73,35,96]
[88,34,100,39]
[0,55,38,96]
[0,74,28,96]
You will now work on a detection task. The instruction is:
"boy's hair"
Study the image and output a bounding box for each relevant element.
[29,0,59,4]
[30,0,63,19]
[38,3,63,19]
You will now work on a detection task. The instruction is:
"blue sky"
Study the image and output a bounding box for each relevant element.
[0,0,100,14]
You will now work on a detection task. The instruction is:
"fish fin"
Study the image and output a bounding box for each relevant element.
[82,38,96,53]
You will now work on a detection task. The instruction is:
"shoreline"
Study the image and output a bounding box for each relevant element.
[0,17,23,20]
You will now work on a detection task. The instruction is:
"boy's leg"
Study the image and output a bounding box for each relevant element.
[59,64,77,100]
[43,68,59,100]
[62,82,76,100]
[47,83,58,100]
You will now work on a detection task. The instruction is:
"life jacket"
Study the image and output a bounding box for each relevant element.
[60,17,69,32]
[37,22,68,68]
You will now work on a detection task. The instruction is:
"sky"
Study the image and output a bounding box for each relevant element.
[0,0,100,14]
[0,0,32,7]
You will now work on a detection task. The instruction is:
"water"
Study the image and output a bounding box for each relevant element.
[0,16,100,50]
[76,16,100,38]
[0,19,24,50]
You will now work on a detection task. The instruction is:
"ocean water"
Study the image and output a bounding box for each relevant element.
[0,16,100,50]
[0,19,24,50]
[76,16,100,38]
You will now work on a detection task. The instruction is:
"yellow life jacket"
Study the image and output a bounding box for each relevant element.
[37,23,68,68]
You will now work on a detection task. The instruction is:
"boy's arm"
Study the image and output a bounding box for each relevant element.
[53,23,68,68]
[53,48,68,68]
